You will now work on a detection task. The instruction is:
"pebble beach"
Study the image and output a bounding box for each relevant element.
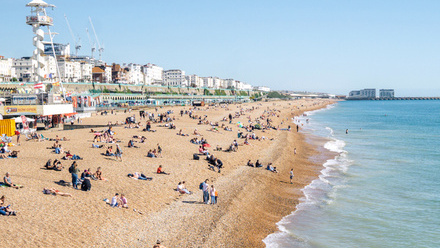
[0,99,334,248]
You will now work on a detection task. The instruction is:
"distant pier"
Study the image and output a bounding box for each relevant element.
[347,97,440,100]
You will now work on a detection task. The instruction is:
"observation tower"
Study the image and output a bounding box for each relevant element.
[26,0,55,84]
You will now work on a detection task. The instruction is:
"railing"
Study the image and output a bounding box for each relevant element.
[26,16,53,25]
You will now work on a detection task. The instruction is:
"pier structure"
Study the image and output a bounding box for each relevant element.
[347,97,440,100]
[373,97,440,100]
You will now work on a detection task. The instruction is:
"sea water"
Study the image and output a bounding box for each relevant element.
[263,100,440,248]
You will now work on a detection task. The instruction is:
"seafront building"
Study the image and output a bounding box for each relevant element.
[379,89,395,98]
[163,69,188,87]
[0,0,271,93]
[0,56,15,82]
[142,63,163,85]
[348,88,376,99]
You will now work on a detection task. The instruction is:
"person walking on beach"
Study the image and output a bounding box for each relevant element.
[15,130,20,144]
[115,144,122,162]
[290,168,294,184]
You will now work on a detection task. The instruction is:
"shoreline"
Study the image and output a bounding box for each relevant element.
[0,99,334,247]
[263,105,339,246]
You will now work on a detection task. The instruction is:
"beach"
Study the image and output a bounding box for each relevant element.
[0,99,334,248]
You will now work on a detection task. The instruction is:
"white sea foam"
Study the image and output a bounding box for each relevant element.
[264,104,354,248]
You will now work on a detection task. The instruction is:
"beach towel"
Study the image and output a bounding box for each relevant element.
[0,183,23,188]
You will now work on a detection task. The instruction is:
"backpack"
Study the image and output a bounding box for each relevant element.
[199,182,204,190]
[193,154,200,160]
[68,165,74,173]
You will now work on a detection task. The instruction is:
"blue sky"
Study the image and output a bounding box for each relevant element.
[2,0,440,96]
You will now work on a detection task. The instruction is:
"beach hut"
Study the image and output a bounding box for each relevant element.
[0,119,16,137]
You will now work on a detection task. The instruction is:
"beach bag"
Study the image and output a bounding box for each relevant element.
[193,154,200,160]
[81,179,91,191]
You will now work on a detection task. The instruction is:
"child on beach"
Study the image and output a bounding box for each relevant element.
[210,185,216,204]
[290,168,294,184]
[120,194,128,208]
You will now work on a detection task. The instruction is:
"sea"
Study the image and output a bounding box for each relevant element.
[263,100,440,248]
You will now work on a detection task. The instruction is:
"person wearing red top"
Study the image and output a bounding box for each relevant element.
[157,165,169,175]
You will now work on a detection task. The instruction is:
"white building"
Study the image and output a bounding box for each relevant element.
[225,79,237,89]
[379,89,394,98]
[105,65,112,84]
[80,62,93,82]
[254,86,271,92]
[163,69,187,87]
[58,59,82,82]
[0,56,14,82]
[241,83,253,91]
[202,77,214,88]
[142,63,163,85]
[185,74,203,88]
[12,57,33,82]
[212,77,223,89]
[125,63,143,84]
[236,81,244,90]
[13,56,59,82]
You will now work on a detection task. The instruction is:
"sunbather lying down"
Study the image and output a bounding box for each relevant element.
[43,188,72,197]
[128,172,153,180]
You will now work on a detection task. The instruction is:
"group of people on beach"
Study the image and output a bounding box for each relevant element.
[200,179,218,204]
[0,100,310,248]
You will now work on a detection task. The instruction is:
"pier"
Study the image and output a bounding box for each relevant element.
[347,97,440,101]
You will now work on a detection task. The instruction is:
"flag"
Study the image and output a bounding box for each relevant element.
[49,73,53,79]
[34,83,44,89]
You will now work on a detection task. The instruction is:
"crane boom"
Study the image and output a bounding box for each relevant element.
[64,14,81,56]
[86,28,95,59]
[89,17,104,60]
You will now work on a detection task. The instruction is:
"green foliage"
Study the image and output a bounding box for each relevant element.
[204,89,212,95]
[240,91,248,96]
[266,91,289,99]
[214,89,226,96]
[11,78,18,82]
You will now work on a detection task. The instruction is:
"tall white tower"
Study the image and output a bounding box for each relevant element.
[26,0,55,84]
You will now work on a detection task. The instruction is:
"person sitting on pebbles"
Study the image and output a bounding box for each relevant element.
[157,165,170,175]
[0,195,17,216]
[3,172,23,189]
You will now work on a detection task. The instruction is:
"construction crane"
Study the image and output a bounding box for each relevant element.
[89,17,104,61]
[86,28,95,59]
[64,14,81,56]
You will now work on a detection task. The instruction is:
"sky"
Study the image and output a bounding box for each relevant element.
[2,0,440,96]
